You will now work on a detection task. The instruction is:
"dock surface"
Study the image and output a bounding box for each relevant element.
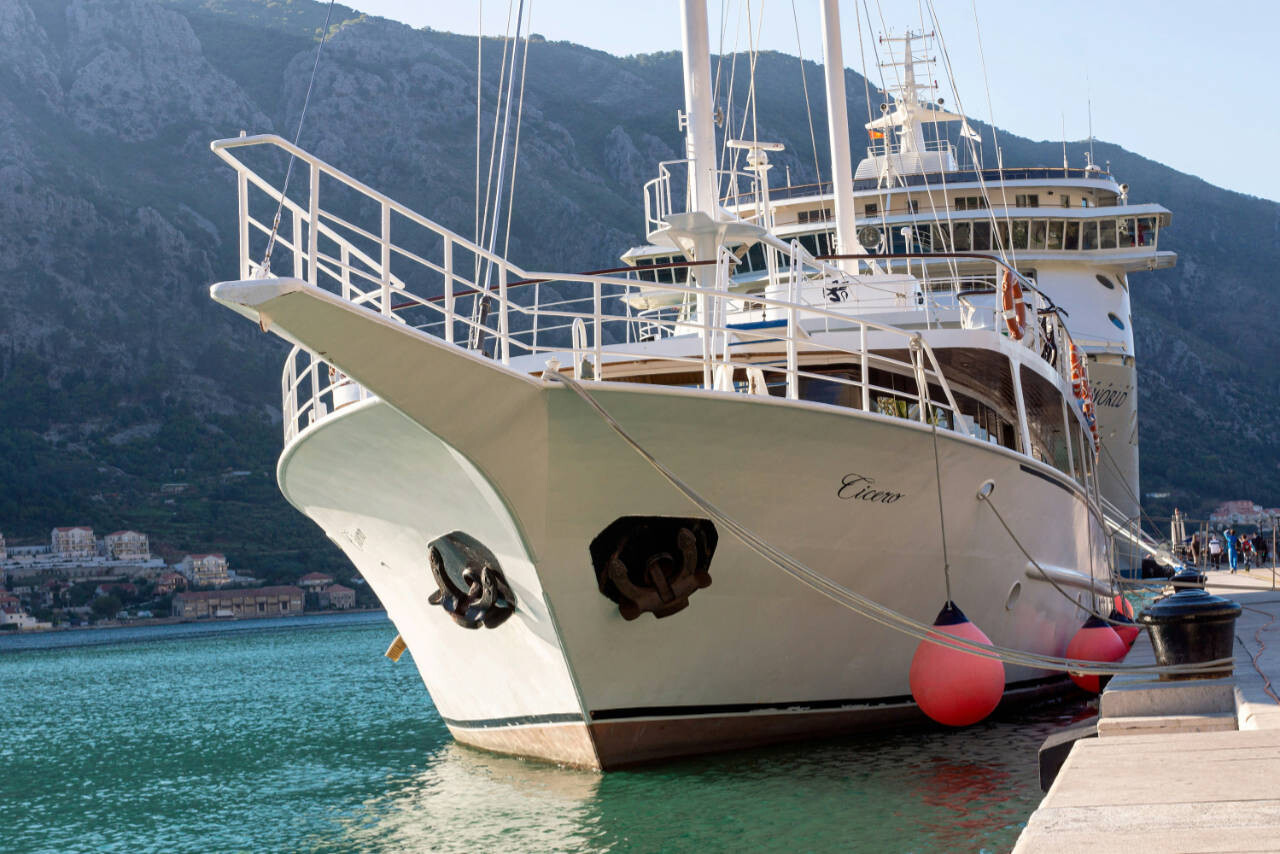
[1014,570,1280,854]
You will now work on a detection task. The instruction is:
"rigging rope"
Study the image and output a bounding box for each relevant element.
[545,370,1229,677]
[789,0,824,190]
[261,0,339,272]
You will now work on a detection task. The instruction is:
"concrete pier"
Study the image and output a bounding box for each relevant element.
[1014,570,1280,854]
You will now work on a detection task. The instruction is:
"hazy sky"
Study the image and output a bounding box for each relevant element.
[345,1,1278,203]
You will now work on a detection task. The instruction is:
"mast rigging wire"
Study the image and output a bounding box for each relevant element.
[260,0,339,272]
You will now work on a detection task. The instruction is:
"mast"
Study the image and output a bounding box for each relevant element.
[819,0,858,269]
[680,0,719,219]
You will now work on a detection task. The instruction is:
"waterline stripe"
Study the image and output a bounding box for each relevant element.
[441,677,1064,729]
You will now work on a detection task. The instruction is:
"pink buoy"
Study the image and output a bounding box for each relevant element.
[1065,615,1128,693]
[909,601,1006,727]
[1113,594,1134,620]
[1108,609,1141,647]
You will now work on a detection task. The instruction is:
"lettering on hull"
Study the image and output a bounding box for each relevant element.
[837,473,905,504]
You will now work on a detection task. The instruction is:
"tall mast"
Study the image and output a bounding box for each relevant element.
[680,0,719,219]
[819,0,858,269]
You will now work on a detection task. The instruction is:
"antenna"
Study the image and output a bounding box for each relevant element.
[1086,73,1095,166]
[1061,112,1068,172]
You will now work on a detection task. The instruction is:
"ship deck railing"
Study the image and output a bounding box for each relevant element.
[210,134,1090,449]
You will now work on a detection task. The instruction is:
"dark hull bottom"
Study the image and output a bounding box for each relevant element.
[446,677,1075,770]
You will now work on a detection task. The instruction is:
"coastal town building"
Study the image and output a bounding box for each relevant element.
[0,531,6,561]
[177,554,230,587]
[104,531,150,561]
[51,527,96,560]
[1210,501,1280,527]
[155,571,187,595]
[298,572,334,590]
[173,586,304,619]
[317,584,356,610]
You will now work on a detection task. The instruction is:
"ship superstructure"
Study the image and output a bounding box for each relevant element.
[623,31,1173,567]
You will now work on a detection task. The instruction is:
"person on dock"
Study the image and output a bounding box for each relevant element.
[1189,532,1202,567]
[1209,533,1223,569]
[1225,528,1239,573]
[1240,535,1254,571]
[1256,532,1270,567]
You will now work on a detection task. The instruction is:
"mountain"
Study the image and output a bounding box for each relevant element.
[0,0,1275,578]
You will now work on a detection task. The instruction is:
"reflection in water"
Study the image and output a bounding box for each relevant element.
[333,703,1089,853]
[1,614,1091,853]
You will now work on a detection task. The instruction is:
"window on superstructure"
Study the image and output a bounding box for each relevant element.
[1046,220,1064,250]
[864,203,879,216]
[1137,217,1157,247]
[1099,219,1118,250]
[1015,194,1039,208]
[1118,218,1137,248]
[1011,220,1029,250]
[908,200,920,213]
[1063,221,1080,250]
[1029,221,1048,250]
[797,207,832,224]
[971,221,991,251]
[1060,195,1071,207]
[1081,221,1098,250]
[952,223,971,251]
[955,196,988,211]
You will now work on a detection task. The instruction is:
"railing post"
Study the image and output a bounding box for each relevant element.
[340,245,351,301]
[443,239,454,344]
[380,202,391,317]
[307,162,319,286]
[291,208,303,280]
[1010,355,1032,454]
[237,170,250,279]
[860,324,870,411]
[498,264,510,365]
[533,281,540,351]
[592,278,603,378]
[786,266,799,400]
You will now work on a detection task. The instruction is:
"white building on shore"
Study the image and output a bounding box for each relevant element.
[51,527,96,560]
[0,531,6,561]
[105,531,150,561]
[177,554,231,588]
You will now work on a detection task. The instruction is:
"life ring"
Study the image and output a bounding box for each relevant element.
[1000,269,1027,340]
[1069,343,1086,398]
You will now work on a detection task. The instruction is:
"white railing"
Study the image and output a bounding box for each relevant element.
[212,134,1088,448]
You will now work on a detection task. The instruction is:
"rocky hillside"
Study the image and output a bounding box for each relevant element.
[0,0,1275,574]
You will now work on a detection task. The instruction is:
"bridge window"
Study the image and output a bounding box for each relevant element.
[1081,221,1099,250]
[1011,220,1029,250]
[1137,217,1157,247]
[1046,220,1064,250]
[1100,219,1118,249]
[1029,221,1048,250]
[1118,217,1137,248]
[1064,220,1080,250]
[972,221,991,251]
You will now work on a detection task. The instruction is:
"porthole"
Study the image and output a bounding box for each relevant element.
[1095,274,1115,290]
[1107,312,1125,330]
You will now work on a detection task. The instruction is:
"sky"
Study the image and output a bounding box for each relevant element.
[344,0,1279,203]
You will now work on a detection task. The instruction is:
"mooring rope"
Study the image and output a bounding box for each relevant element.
[979,492,1133,629]
[546,370,1229,677]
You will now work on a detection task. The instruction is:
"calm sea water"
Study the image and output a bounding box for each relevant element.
[0,613,1088,853]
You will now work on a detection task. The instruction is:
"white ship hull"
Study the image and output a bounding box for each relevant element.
[258,283,1107,767]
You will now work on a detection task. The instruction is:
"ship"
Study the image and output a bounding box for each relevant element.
[209,1,1125,768]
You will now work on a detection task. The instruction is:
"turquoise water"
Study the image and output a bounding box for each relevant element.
[0,614,1088,853]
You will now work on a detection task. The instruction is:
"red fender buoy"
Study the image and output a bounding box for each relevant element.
[1113,594,1134,620]
[910,601,1006,727]
[1065,615,1128,693]
[1108,609,1141,647]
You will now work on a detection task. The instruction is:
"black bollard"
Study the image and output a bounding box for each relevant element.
[1137,589,1241,680]
[1170,566,1206,590]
